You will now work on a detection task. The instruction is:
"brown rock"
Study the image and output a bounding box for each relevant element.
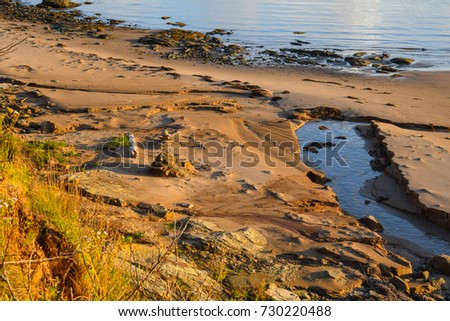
[39,0,78,8]
[358,215,384,232]
[428,254,450,275]
[390,276,410,294]
[410,278,445,295]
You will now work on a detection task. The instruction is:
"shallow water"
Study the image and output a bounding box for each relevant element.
[296,120,450,255]
[25,0,450,70]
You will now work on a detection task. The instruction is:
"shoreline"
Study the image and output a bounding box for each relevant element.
[1,3,450,300]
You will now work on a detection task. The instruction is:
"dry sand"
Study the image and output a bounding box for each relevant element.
[1,17,450,299]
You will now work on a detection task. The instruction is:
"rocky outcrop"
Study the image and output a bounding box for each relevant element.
[180,219,268,254]
[39,1,79,8]
[120,244,223,300]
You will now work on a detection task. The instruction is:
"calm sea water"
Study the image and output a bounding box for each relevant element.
[26,0,450,70]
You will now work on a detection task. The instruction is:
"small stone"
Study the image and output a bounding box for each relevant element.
[176,202,194,209]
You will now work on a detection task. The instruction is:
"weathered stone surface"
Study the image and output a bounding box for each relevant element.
[358,215,384,232]
[180,218,267,254]
[290,266,363,297]
[265,285,300,301]
[428,254,450,276]
[120,244,223,300]
[251,88,273,98]
[410,278,445,295]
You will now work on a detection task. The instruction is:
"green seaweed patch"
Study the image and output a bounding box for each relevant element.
[103,134,130,149]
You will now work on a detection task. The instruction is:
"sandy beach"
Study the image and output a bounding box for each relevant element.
[1,3,449,301]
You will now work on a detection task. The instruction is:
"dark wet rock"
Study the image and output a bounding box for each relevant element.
[261,49,280,57]
[39,0,79,8]
[167,21,187,28]
[428,254,450,276]
[306,170,331,185]
[380,65,399,72]
[2,2,106,35]
[207,28,233,36]
[345,56,371,67]
[161,16,171,20]
[390,276,410,294]
[294,106,344,120]
[281,48,343,59]
[225,44,245,55]
[291,39,311,46]
[391,57,414,65]
[358,215,384,232]
[107,19,125,26]
[319,125,329,130]
[138,28,246,64]
[353,51,367,57]
[303,141,336,150]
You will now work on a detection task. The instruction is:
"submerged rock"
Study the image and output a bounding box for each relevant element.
[345,56,371,67]
[391,57,414,65]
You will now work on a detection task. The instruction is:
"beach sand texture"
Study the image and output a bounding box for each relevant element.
[1,6,449,300]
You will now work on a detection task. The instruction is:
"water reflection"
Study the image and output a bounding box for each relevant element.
[24,0,450,69]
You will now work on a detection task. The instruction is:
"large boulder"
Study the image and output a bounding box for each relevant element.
[39,1,79,8]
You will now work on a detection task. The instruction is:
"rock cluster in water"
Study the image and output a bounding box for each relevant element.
[257,46,415,73]
[39,0,79,9]
[138,28,246,65]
